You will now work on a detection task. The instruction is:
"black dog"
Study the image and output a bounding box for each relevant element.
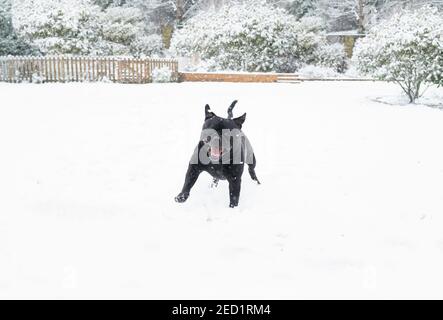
[175,100,260,208]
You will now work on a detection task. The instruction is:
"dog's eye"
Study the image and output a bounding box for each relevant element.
[204,136,211,143]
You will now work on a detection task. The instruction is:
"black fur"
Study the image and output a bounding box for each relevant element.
[175,101,260,208]
[227,100,238,119]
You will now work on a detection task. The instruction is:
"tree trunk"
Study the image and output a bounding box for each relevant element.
[176,0,184,24]
[357,0,364,33]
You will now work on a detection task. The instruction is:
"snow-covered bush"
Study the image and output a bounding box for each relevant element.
[294,16,327,65]
[283,0,317,19]
[130,34,163,57]
[100,6,162,56]
[0,0,37,55]
[101,7,143,46]
[298,65,342,78]
[0,0,12,39]
[12,0,103,55]
[99,6,163,56]
[151,66,173,83]
[11,0,164,57]
[171,3,303,72]
[32,73,44,84]
[313,43,348,73]
[290,17,348,72]
[353,6,443,102]
[171,3,345,73]
[0,35,37,56]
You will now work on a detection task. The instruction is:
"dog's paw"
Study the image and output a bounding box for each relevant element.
[229,203,238,208]
[175,193,189,203]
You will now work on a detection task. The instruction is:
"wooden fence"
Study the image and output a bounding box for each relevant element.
[180,72,279,83]
[0,56,179,83]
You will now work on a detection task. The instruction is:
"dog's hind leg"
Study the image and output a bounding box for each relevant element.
[175,164,201,203]
[248,154,261,185]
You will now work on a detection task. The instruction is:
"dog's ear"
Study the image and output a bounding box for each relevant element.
[233,113,246,128]
[205,104,216,120]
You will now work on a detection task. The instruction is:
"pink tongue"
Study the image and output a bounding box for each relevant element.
[211,148,221,157]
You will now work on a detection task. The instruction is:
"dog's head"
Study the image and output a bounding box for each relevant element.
[200,101,246,162]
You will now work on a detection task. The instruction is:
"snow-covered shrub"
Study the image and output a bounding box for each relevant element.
[0,0,12,40]
[92,0,124,9]
[130,34,163,58]
[101,7,143,46]
[100,6,162,56]
[171,3,341,73]
[100,6,163,57]
[0,35,37,56]
[353,6,443,102]
[283,0,317,19]
[12,0,103,55]
[313,43,348,73]
[294,16,327,65]
[294,17,348,72]
[0,0,37,55]
[11,0,164,57]
[171,3,301,72]
[32,73,44,84]
[298,65,341,78]
[151,66,173,83]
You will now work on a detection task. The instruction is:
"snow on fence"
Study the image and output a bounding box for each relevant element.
[0,56,179,83]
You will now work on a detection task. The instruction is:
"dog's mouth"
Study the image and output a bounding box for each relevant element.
[203,134,232,161]
[208,146,224,160]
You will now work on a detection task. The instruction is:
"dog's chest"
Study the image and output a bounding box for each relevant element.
[204,164,241,180]
[205,164,226,179]
[204,164,232,180]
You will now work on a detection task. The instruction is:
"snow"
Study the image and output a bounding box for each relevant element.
[1,81,443,299]
[298,65,347,78]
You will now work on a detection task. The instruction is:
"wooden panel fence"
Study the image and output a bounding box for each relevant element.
[0,56,179,83]
[179,72,280,83]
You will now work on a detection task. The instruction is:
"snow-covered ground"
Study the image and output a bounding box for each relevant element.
[1,81,443,299]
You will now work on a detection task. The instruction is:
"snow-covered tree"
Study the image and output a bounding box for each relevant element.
[353,6,443,102]
[171,2,297,72]
[100,6,163,56]
[12,0,104,55]
[92,0,127,9]
[126,0,207,26]
[0,0,12,37]
[0,0,36,55]
[314,42,348,72]
[315,0,373,32]
[171,2,347,72]
[358,0,443,32]
[276,0,443,32]
[0,0,15,54]
[274,0,318,19]
[11,0,163,56]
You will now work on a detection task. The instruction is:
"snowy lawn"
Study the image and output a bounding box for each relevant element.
[1,81,443,299]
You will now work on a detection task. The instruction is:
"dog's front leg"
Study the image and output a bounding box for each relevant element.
[175,165,201,203]
[228,176,242,208]
[211,178,219,188]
